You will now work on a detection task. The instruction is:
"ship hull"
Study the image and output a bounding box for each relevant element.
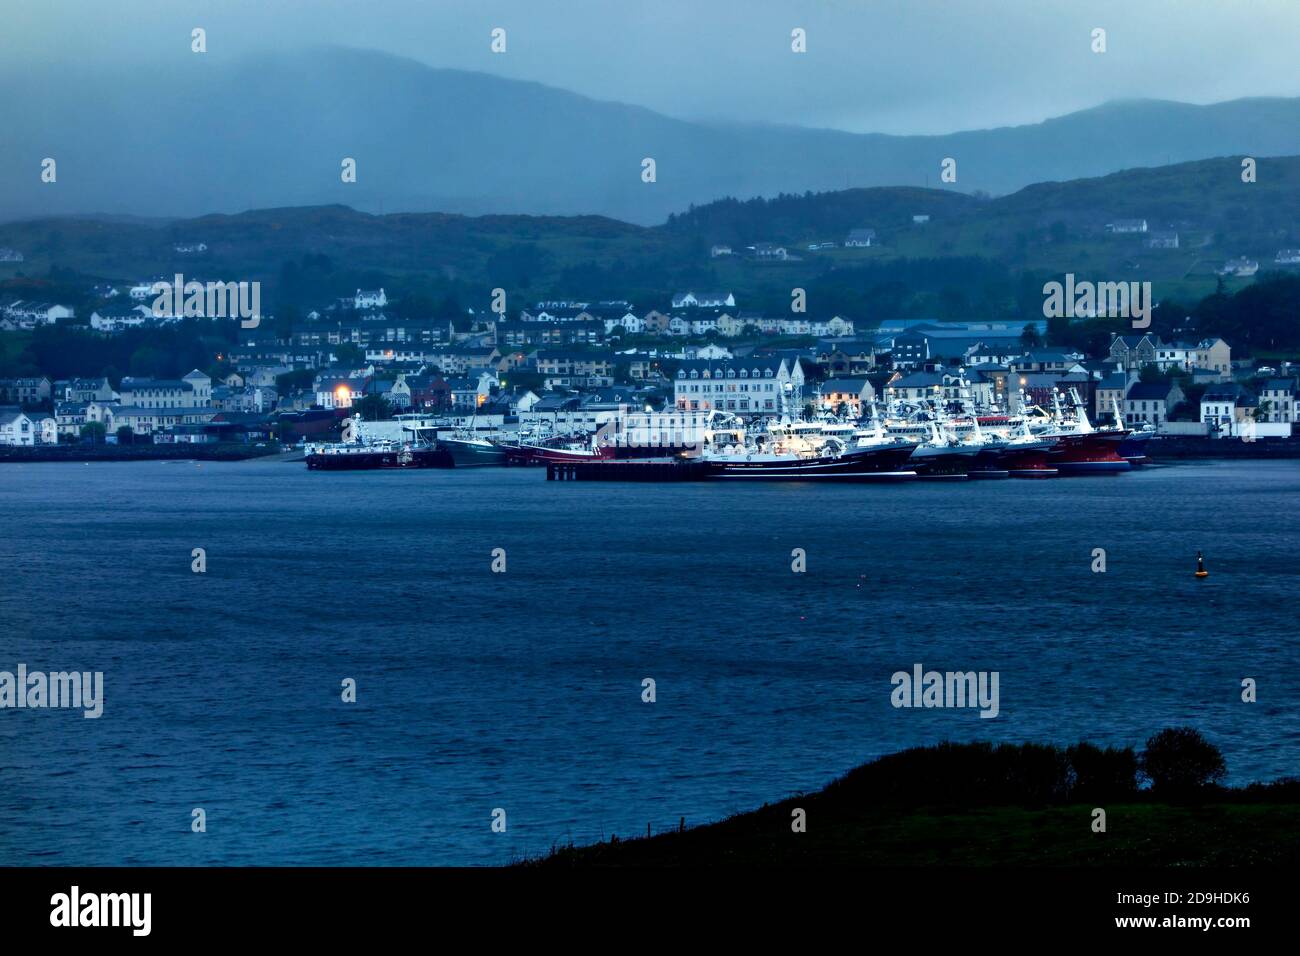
[306,447,453,470]
[501,443,613,466]
[441,438,509,467]
[1049,433,1131,474]
[704,443,917,480]
[907,445,980,480]
[966,444,1010,479]
[1117,430,1153,465]
[999,439,1059,478]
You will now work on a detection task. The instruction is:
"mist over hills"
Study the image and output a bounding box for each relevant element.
[4,47,1300,225]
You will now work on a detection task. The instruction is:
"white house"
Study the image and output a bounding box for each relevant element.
[845,228,877,247]
[603,312,644,335]
[1200,384,1256,434]
[688,315,720,336]
[752,243,788,260]
[354,288,388,310]
[3,301,75,327]
[1219,258,1259,277]
[0,409,34,446]
[671,291,735,309]
[1106,219,1148,234]
[90,304,151,333]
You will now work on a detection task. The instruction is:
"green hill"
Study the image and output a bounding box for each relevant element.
[1,156,1297,318]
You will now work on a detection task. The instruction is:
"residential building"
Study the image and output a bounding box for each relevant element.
[1094,371,1133,422]
[819,378,876,417]
[671,291,735,309]
[118,370,212,409]
[0,409,34,446]
[1123,381,1184,427]
[1194,338,1232,380]
[1219,258,1259,277]
[354,288,388,310]
[1144,231,1179,249]
[673,357,804,415]
[1109,334,1161,370]
[1106,219,1148,234]
[90,303,152,333]
[1200,384,1257,433]
[0,377,53,405]
[1259,378,1298,424]
[752,243,788,260]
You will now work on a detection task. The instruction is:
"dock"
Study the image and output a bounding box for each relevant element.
[545,459,710,481]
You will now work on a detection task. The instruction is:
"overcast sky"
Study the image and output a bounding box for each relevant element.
[7,0,1300,134]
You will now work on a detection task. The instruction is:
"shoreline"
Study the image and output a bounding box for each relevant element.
[2,440,1297,466]
[527,738,1300,867]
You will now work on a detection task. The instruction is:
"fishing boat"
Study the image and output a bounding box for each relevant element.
[305,414,454,470]
[699,419,916,480]
[1106,399,1154,465]
[305,439,452,470]
[996,419,1059,478]
[1036,389,1130,474]
[440,433,510,467]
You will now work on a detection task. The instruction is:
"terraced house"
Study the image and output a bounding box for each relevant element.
[0,377,52,405]
[1259,378,1298,424]
[1123,381,1184,426]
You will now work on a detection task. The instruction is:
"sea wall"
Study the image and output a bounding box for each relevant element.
[1146,437,1300,459]
[0,443,281,463]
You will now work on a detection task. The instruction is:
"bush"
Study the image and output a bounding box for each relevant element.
[822,741,1072,808]
[1067,742,1139,801]
[1139,727,1226,795]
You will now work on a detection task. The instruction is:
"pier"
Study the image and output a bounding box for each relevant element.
[545,459,710,481]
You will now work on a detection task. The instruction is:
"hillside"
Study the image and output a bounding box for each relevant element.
[4,47,1300,224]
[529,739,1300,867]
[1,155,1296,319]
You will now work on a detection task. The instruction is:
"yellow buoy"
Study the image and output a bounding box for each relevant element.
[1195,551,1209,578]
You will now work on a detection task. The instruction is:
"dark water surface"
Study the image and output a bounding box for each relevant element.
[1,458,1296,864]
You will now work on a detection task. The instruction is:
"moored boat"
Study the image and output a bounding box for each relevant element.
[702,439,917,480]
[305,441,452,470]
[440,435,510,467]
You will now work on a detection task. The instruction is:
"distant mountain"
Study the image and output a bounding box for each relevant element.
[4,48,1300,225]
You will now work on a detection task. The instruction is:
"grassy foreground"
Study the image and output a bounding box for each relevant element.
[527,738,1300,867]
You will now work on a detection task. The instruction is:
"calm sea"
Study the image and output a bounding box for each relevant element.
[1,458,1296,865]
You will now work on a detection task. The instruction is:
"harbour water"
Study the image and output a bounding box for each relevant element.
[1,459,1296,865]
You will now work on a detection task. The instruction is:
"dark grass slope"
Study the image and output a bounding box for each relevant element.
[527,738,1300,867]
